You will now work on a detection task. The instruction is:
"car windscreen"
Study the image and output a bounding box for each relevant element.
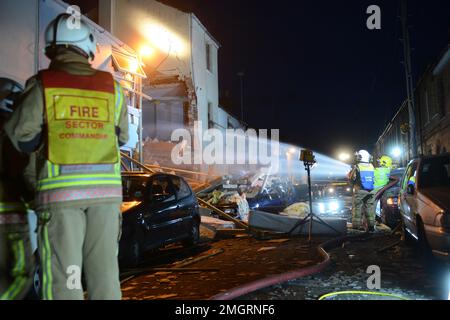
[419,157,450,188]
[122,177,149,201]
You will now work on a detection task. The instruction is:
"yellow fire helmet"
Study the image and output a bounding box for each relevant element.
[379,155,393,168]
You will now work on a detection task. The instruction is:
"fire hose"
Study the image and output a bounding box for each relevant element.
[209,233,374,300]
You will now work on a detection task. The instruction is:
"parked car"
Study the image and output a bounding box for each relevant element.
[120,172,200,266]
[322,182,353,198]
[314,182,353,219]
[246,180,297,214]
[375,167,406,228]
[208,178,297,216]
[314,197,350,219]
[399,154,450,259]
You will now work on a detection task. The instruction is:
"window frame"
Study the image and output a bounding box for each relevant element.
[148,175,177,204]
[402,161,418,190]
[206,43,212,72]
[169,176,192,201]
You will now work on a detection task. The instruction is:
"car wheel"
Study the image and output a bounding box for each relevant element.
[416,218,433,260]
[402,221,416,245]
[182,219,200,247]
[123,230,143,268]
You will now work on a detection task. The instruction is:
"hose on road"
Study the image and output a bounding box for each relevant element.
[318,290,408,300]
[209,233,372,300]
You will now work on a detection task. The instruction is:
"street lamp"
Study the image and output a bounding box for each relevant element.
[288,147,297,155]
[140,45,154,58]
[338,152,351,162]
[392,146,402,159]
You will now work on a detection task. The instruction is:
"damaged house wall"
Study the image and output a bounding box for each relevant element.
[98,0,221,171]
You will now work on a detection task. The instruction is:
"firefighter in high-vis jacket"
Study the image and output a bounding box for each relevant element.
[373,155,392,191]
[349,150,375,232]
[0,78,34,300]
[369,155,393,228]
[5,14,129,300]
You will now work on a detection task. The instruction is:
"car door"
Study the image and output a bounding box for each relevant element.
[142,175,178,247]
[169,176,195,238]
[400,161,419,237]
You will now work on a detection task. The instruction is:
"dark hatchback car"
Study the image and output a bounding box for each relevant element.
[375,168,406,228]
[119,173,200,266]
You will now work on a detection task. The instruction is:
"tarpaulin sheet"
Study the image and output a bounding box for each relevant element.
[248,210,347,235]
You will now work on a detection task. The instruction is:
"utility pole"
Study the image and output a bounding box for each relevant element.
[400,0,418,159]
[237,71,245,123]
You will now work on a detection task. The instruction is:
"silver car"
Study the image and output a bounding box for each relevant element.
[399,154,450,259]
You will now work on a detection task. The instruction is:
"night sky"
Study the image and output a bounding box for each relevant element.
[158,0,450,157]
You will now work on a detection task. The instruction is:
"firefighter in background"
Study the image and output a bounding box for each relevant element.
[348,150,375,232]
[370,155,393,226]
[0,78,34,300]
[373,155,393,191]
[5,14,129,300]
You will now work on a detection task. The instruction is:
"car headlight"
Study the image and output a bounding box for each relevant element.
[387,197,398,206]
[329,201,340,212]
[318,203,326,213]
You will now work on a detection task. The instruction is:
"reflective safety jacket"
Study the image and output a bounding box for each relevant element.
[35,70,124,208]
[357,163,375,191]
[374,167,391,190]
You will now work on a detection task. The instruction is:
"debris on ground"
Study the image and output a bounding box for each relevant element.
[121,237,324,300]
[281,202,310,217]
[239,230,449,300]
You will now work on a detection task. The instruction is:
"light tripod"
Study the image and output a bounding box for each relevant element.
[288,152,343,243]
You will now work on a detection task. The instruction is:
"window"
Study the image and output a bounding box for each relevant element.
[208,102,214,128]
[122,177,148,201]
[206,43,212,72]
[170,176,192,200]
[111,50,146,78]
[150,176,176,203]
[402,162,418,190]
[419,156,450,188]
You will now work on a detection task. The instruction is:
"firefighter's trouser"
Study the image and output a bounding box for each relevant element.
[0,219,34,300]
[37,202,122,300]
[352,190,375,229]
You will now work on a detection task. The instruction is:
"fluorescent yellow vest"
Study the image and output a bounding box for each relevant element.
[41,70,118,165]
[37,70,123,195]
